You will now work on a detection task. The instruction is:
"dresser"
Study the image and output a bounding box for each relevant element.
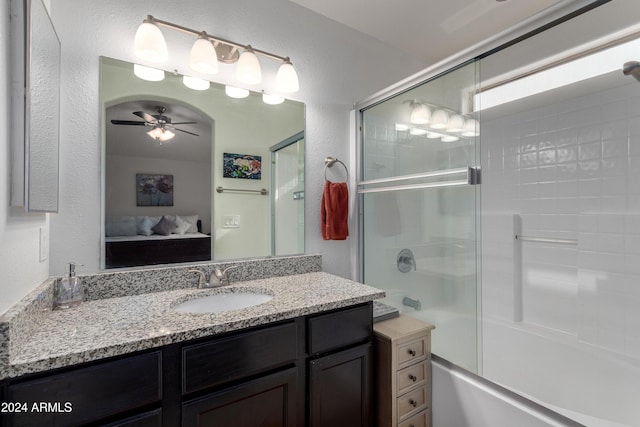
[374,315,435,427]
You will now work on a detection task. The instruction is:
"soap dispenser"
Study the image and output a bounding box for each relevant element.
[53,263,85,310]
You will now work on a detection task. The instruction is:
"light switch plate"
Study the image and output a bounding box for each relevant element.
[222,215,240,228]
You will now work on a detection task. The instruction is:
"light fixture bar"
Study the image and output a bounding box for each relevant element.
[147,15,289,63]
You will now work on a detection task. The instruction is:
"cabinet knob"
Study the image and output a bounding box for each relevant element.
[409,374,417,382]
[407,348,416,356]
[409,399,417,407]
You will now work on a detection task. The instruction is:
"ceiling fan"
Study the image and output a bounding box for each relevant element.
[110,105,199,142]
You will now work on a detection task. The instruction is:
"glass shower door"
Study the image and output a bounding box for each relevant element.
[359,61,481,372]
[271,133,305,256]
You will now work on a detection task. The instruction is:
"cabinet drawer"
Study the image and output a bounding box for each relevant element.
[183,322,297,394]
[397,360,428,395]
[397,336,428,368]
[307,303,372,355]
[6,351,161,426]
[398,408,431,427]
[397,386,428,421]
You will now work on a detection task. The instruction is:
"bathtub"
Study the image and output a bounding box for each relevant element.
[482,319,640,427]
[380,294,640,426]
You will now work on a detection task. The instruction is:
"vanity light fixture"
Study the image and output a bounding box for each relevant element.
[446,114,465,132]
[189,33,219,75]
[262,92,285,105]
[133,15,299,93]
[133,64,165,81]
[182,75,210,91]
[225,85,250,99]
[430,109,449,129]
[409,102,430,125]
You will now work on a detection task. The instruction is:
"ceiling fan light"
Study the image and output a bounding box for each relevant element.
[410,103,430,125]
[133,19,168,63]
[190,35,219,75]
[276,60,299,93]
[263,93,285,105]
[133,64,165,82]
[446,114,465,132]
[147,127,175,142]
[225,85,250,98]
[430,109,449,129]
[183,75,210,91]
[236,46,262,85]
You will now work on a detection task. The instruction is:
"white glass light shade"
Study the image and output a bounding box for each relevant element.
[133,21,168,63]
[147,128,175,142]
[182,75,210,91]
[236,48,262,85]
[461,119,480,137]
[410,104,430,124]
[190,36,219,75]
[409,127,428,136]
[441,135,460,142]
[446,114,465,132]
[225,85,250,98]
[426,132,440,139]
[263,93,285,105]
[133,64,165,81]
[276,60,299,93]
[430,109,449,129]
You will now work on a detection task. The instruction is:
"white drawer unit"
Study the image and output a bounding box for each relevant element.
[374,315,435,427]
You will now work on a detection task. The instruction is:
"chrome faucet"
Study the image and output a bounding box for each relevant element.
[211,266,239,287]
[189,266,239,288]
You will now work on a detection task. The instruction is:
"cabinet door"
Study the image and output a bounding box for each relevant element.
[182,367,298,427]
[308,343,372,427]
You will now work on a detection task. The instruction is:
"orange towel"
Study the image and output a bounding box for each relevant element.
[321,181,349,240]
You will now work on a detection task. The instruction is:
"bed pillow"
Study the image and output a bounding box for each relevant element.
[176,215,199,234]
[152,216,178,236]
[105,216,137,237]
[137,216,161,236]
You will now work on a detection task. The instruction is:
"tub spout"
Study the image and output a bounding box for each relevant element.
[402,296,422,310]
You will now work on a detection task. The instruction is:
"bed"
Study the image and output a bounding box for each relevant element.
[105,217,211,268]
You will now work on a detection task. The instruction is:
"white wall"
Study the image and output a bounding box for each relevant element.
[46,0,428,277]
[0,2,49,315]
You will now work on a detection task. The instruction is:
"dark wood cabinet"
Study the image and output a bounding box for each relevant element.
[308,343,373,427]
[182,367,298,427]
[0,302,373,427]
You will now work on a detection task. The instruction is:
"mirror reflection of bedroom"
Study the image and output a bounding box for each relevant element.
[101,58,305,269]
[105,101,213,268]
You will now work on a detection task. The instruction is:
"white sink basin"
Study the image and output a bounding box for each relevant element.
[173,291,273,314]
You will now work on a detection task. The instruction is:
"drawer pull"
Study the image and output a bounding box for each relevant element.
[409,374,417,382]
[409,399,417,408]
[407,349,416,356]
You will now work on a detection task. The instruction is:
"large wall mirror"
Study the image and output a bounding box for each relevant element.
[101,57,305,269]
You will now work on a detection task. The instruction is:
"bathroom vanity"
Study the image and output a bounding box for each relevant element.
[0,256,384,426]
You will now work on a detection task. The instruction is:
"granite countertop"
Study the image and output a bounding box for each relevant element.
[5,272,384,379]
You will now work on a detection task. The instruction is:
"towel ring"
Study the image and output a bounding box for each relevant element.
[324,157,349,182]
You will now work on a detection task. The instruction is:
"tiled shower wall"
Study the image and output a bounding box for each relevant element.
[481,79,640,359]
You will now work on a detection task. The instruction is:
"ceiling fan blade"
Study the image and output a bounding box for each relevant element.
[110,120,147,126]
[172,121,198,125]
[173,127,200,137]
[132,111,157,123]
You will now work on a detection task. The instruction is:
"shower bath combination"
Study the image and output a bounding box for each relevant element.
[623,61,640,81]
